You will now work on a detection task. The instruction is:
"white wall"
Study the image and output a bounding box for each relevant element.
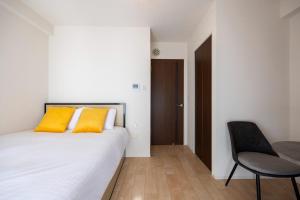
[187,1,216,154]
[289,11,300,141]
[280,0,300,18]
[0,2,49,134]
[151,43,187,60]
[151,42,188,145]
[187,0,290,179]
[0,0,53,34]
[214,0,289,179]
[49,26,151,157]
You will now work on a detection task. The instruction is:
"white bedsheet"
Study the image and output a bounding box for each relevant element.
[0,127,128,200]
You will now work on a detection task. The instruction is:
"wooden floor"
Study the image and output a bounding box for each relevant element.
[111,145,297,200]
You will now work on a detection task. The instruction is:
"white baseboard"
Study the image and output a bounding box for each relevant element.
[213,174,255,180]
[213,174,299,182]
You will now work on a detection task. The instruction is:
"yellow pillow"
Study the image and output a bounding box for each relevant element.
[35,107,75,133]
[73,108,109,133]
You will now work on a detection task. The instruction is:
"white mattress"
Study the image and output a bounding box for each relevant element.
[0,127,128,200]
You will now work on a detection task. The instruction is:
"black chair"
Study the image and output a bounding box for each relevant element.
[226,121,300,200]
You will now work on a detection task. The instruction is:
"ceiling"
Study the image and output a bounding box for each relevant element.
[21,0,212,42]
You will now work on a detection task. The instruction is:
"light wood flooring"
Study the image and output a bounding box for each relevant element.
[111,145,297,200]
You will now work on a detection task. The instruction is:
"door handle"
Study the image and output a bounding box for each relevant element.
[177,104,184,108]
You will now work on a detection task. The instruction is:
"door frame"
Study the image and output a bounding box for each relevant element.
[151,59,184,145]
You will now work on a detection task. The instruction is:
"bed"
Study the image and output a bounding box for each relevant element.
[0,103,128,200]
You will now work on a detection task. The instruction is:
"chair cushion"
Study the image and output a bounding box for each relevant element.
[238,152,300,176]
[273,141,300,162]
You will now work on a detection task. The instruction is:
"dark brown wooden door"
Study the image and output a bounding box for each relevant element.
[151,59,184,145]
[195,36,212,170]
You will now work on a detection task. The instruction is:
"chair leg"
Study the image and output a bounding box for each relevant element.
[256,174,261,200]
[291,177,300,200]
[225,163,238,186]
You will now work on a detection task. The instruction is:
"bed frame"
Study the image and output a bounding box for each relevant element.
[44,103,126,200]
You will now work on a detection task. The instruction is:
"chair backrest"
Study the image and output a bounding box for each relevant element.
[227,121,278,162]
